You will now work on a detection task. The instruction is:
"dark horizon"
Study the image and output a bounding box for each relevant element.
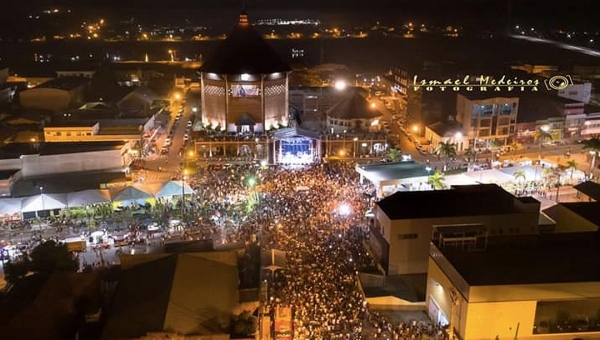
[5,0,600,31]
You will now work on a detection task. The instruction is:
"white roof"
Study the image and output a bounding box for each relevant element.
[21,194,68,212]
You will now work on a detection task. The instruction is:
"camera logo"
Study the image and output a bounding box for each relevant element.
[544,75,573,90]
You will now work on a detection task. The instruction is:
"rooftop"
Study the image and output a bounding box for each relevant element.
[326,91,382,120]
[33,76,90,91]
[376,184,519,220]
[438,232,600,285]
[574,180,600,201]
[560,202,600,227]
[356,161,431,184]
[457,91,521,101]
[427,120,463,137]
[0,141,125,159]
[199,11,291,75]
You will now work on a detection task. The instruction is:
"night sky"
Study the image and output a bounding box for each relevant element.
[5,0,600,30]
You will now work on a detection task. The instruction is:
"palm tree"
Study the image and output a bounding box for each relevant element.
[387,147,401,162]
[464,147,477,172]
[581,136,600,177]
[566,159,578,182]
[427,171,446,190]
[534,126,553,160]
[435,141,457,164]
[513,169,526,184]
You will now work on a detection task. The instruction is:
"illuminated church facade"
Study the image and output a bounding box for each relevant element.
[199,12,291,133]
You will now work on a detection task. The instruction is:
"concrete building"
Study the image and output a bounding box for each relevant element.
[424,119,465,152]
[371,184,541,275]
[456,93,519,148]
[426,232,600,340]
[0,142,128,179]
[19,77,90,113]
[558,82,592,104]
[198,11,291,133]
[326,90,382,133]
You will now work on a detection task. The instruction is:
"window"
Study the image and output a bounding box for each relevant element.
[398,233,418,240]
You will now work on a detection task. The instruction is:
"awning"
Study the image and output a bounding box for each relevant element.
[21,194,68,212]
[67,189,112,207]
[110,185,154,203]
[152,181,195,198]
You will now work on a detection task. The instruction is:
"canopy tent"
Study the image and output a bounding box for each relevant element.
[499,165,543,182]
[66,189,112,207]
[444,174,479,186]
[110,185,153,204]
[0,198,23,215]
[152,181,195,198]
[560,168,586,183]
[21,194,68,212]
[464,169,515,184]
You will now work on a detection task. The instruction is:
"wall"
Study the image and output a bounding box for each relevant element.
[264,77,288,130]
[384,212,539,275]
[201,76,227,128]
[19,150,123,177]
[464,301,537,340]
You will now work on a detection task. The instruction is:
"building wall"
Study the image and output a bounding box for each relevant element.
[558,83,591,104]
[456,95,519,145]
[263,77,288,130]
[227,80,262,128]
[13,150,124,178]
[202,77,227,128]
[378,210,539,275]
[428,250,600,340]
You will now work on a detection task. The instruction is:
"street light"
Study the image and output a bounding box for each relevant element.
[39,186,45,213]
[353,137,359,158]
[334,80,347,91]
[370,102,377,109]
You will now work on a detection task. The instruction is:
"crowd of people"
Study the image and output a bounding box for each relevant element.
[176,161,442,339]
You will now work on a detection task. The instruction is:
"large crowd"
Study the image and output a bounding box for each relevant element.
[175,161,446,339]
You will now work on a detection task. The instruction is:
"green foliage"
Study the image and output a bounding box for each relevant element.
[28,240,79,275]
[387,148,401,162]
[581,136,600,153]
[435,141,457,162]
[231,310,257,336]
[427,171,446,190]
[513,169,526,182]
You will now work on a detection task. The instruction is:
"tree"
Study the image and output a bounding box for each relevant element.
[427,171,446,190]
[513,169,526,184]
[581,136,600,176]
[435,141,457,164]
[28,240,79,275]
[231,310,257,336]
[464,147,477,172]
[534,127,553,159]
[566,160,578,181]
[387,148,401,162]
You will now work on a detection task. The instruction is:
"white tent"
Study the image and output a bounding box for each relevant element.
[111,185,153,203]
[153,181,195,198]
[444,174,479,186]
[21,193,68,212]
[464,169,515,184]
[499,165,543,182]
[67,189,112,207]
[0,198,23,215]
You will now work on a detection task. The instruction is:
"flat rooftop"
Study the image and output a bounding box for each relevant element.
[356,161,431,183]
[574,181,600,201]
[34,76,89,91]
[0,142,125,158]
[561,202,600,227]
[377,184,519,220]
[438,232,600,286]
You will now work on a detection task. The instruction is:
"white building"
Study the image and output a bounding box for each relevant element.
[558,82,592,104]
